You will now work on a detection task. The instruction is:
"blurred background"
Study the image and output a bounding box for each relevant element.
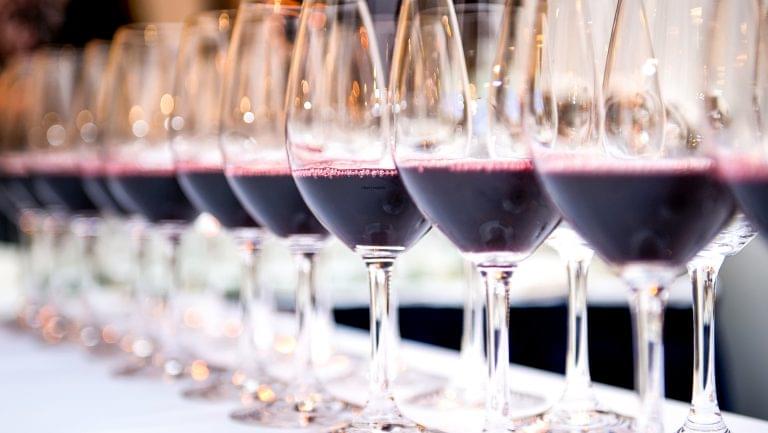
[0,0,765,421]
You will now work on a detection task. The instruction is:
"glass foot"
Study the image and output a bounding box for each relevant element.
[182,379,242,401]
[342,400,441,433]
[87,342,120,358]
[3,317,27,333]
[181,366,281,402]
[112,354,189,381]
[523,408,635,433]
[677,418,730,433]
[408,387,543,412]
[112,358,163,379]
[230,388,354,429]
[407,385,485,410]
[343,420,437,433]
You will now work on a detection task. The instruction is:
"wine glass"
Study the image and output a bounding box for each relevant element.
[168,8,276,401]
[404,3,488,409]
[75,39,156,366]
[644,2,762,432]
[709,0,765,232]
[285,0,438,431]
[25,46,101,342]
[58,39,129,353]
[219,2,350,428]
[0,54,49,331]
[445,5,500,407]
[392,0,560,431]
[531,0,735,432]
[696,1,763,431]
[76,39,139,354]
[323,6,458,397]
[405,0,547,413]
[520,0,635,430]
[100,22,200,379]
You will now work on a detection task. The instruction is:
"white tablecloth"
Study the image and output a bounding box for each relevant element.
[1,325,766,433]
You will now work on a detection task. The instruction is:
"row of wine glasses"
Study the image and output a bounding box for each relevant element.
[1,0,767,433]
[0,4,433,430]
[526,1,759,433]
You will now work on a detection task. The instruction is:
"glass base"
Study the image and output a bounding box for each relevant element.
[111,355,189,380]
[408,387,543,412]
[484,415,542,433]
[342,397,440,433]
[677,418,730,433]
[407,386,484,410]
[86,342,121,358]
[330,366,447,405]
[230,389,353,429]
[3,317,26,333]
[343,420,436,433]
[182,366,283,403]
[182,379,242,402]
[112,358,163,379]
[522,408,634,433]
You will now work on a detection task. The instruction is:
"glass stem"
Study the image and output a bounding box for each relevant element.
[47,214,68,315]
[628,278,669,433]
[235,233,271,381]
[288,244,323,402]
[18,210,41,326]
[313,257,335,367]
[74,217,101,346]
[159,225,186,375]
[454,261,486,393]
[558,247,597,408]
[685,254,726,430]
[387,275,402,381]
[479,264,517,432]
[128,222,154,359]
[358,253,405,422]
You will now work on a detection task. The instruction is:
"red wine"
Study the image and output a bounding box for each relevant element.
[32,168,98,213]
[82,175,126,215]
[720,158,768,238]
[81,165,128,215]
[0,176,17,219]
[539,159,734,265]
[3,174,41,209]
[107,167,198,223]
[0,159,41,210]
[177,166,259,229]
[226,166,327,238]
[399,160,559,254]
[293,167,430,250]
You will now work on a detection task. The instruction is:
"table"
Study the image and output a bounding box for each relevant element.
[1,324,766,433]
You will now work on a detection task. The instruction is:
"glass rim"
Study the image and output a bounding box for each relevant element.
[113,22,183,46]
[240,1,301,18]
[420,2,503,16]
[84,38,111,49]
[32,44,81,56]
[183,8,237,26]
[29,45,82,68]
[453,2,505,13]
